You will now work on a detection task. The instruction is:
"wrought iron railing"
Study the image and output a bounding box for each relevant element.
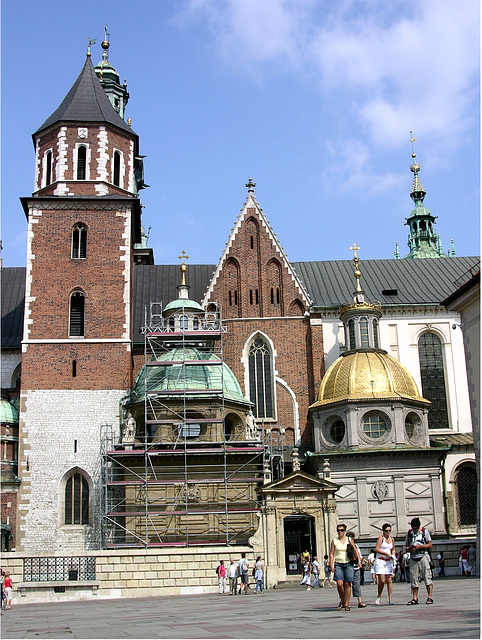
[23,556,96,582]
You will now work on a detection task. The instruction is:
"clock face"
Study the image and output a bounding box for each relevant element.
[78,127,88,139]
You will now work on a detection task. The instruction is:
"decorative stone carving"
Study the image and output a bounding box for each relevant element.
[246,409,257,440]
[183,484,201,503]
[372,480,389,502]
[292,447,301,471]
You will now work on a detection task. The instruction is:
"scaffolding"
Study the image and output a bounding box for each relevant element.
[101,300,265,548]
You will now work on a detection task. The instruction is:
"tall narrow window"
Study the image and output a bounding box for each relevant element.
[69,290,85,337]
[46,151,52,186]
[113,151,120,186]
[373,319,379,348]
[77,146,86,180]
[360,318,369,347]
[64,471,89,525]
[418,332,449,429]
[72,223,87,259]
[180,315,188,331]
[248,337,274,419]
[348,319,356,350]
[455,464,477,527]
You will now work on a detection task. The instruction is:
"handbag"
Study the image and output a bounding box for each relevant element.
[346,542,356,561]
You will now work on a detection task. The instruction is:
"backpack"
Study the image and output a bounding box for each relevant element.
[242,561,248,574]
[252,566,256,577]
[407,527,427,558]
[216,565,221,576]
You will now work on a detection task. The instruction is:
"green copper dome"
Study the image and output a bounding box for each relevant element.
[0,398,19,424]
[163,298,204,313]
[132,347,250,405]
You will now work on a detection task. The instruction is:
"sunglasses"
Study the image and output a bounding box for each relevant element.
[337,528,346,532]
[383,528,391,532]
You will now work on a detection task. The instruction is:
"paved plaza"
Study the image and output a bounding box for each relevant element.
[2,577,480,639]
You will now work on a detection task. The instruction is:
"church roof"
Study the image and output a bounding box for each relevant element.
[2,256,479,349]
[34,56,135,137]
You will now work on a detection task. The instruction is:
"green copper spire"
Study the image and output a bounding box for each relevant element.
[403,132,446,259]
[94,26,130,119]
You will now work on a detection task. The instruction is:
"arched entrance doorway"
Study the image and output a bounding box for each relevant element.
[284,515,316,575]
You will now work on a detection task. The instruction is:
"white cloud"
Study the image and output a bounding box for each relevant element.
[177,0,479,186]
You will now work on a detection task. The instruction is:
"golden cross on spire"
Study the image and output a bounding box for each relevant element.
[350,242,361,258]
[178,251,190,286]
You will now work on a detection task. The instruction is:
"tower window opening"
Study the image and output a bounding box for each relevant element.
[348,319,356,350]
[276,288,280,304]
[74,440,78,454]
[234,290,238,305]
[229,291,232,306]
[46,151,52,186]
[250,290,253,305]
[72,360,77,377]
[72,223,87,259]
[248,337,274,419]
[250,235,254,249]
[113,151,120,186]
[76,146,87,180]
[255,289,259,304]
[373,319,379,348]
[180,315,188,331]
[64,471,89,525]
[69,290,85,337]
[271,288,274,304]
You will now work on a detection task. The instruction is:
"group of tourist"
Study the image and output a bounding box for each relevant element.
[328,517,434,610]
[215,553,264,595]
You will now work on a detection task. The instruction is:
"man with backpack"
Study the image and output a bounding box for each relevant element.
[238,552,249,594]
[405,517,434,605]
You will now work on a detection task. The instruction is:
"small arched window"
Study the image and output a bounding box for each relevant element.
[69,290,85,337]
[46,151,52,186]
[72,223,87,259]
[418,332,449,429]
[64,471,89,525]
[113,151,121,186]
[180,315,189,331]
[248,336,274,419]
[77,146,87,180]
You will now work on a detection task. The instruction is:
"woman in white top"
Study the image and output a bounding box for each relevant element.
[374,523,396,605]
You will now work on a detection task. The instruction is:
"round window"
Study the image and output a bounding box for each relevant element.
[405,417,415,439]
[362,413,388,438]
[330,419,345,443]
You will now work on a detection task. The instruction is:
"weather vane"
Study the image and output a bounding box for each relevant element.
[87,37,97,56]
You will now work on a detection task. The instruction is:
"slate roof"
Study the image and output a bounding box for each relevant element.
[1,268,26,348]
[293,256,480,308]
[34,56,135,137]
[2,257,479,349]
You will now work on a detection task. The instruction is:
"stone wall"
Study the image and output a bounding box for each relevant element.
[2,546,253,604]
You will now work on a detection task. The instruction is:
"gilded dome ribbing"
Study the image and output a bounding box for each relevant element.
[311,350,430,408]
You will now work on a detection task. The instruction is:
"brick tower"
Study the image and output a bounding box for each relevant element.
[17,39,145,553]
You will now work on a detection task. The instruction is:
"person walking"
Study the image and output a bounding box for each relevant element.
[300,556,312,590]
[374,523,396,605]
[216,559,227,594]
[468,544,476,576]
[254,556,264,593]
[367,548,377,585]
[347,531,367,608]
[311,556,321,588]
[329,523,357,611]
[238,553,249,594]
[3,573,12,610]
[437,551,445,577]
[228,559,238,595]
[322,555,333,587]
[405,517,434,605]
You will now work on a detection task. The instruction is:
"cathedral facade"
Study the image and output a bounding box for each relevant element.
[0,37,477,595]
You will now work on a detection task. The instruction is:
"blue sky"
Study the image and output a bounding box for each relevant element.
[1,0,479,268]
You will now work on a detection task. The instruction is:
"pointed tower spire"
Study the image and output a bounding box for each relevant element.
[403,132,446,259]
[94,26,130,119]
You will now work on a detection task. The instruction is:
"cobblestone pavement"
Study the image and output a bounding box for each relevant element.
[2,577,479,639]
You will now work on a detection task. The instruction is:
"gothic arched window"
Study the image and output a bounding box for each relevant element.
[113,151,121,186]
[71,223,87,259]
[418,332,449,429]
[248,336,274,419]
[77,146,87,180]
[455,464,477,527]
[69,290,85,337]
[64,471,89,525]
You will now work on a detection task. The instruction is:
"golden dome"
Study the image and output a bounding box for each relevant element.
[311,350,430,408]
